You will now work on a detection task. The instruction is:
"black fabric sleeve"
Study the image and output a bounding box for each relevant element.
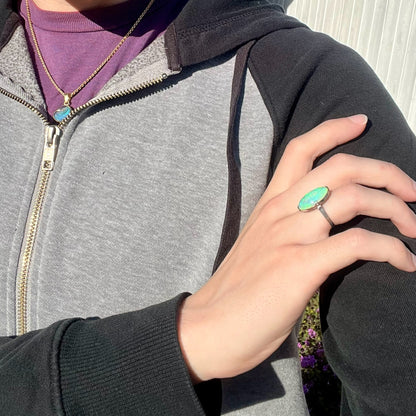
[0,293,221,415]
[249,27,416,416]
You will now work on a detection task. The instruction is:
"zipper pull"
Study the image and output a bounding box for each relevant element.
[42,125,62,171]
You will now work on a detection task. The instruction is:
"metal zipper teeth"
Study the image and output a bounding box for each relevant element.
[0,88,49,124]
[58,73,168,128]
[0,88,49,335]
[17,170,50,334]
[1,74,168,335]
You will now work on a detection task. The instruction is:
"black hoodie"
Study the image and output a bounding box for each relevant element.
[1,0,416,415]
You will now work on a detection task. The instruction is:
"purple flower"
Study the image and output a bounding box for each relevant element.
[301,355,316,368]
[307,328,317,338]
[323,365,329,372]
[303,381,314,394]
[297,342,302,349]
[316,348,325,358]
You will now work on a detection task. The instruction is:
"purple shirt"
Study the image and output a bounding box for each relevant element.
[20,0,183,118]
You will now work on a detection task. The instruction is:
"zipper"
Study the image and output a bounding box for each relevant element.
[1,72,168,335]
[16,127,61,335]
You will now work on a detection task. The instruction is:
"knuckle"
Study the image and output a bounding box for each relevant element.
[308,119,331,140]
[405,248,415,266]
[261,195,282,221]
[319,119,333,128]
[284,137,305,158]
[390,236,405,255]
[377,160,397,176]
[343,184,363,212]
[316,118,339,134]
[327,153,352,168]
[345,228,368,250]
[387,194,405,213]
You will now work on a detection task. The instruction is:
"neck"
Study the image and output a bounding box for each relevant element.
[32,0,135,12]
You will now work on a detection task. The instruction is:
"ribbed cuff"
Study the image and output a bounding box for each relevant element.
[58,294,220,415]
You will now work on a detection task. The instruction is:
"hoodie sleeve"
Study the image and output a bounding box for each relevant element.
[248,27,416,415]
[0,293,221,416]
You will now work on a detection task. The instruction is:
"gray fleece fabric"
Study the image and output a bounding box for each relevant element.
[0,16,308,416]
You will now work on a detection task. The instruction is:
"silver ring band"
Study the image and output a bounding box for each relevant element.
[317,204,335,228]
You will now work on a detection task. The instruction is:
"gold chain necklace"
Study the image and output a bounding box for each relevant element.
[25,0,156,122]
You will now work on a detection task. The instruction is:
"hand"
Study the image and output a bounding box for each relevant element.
[178,115,416,383]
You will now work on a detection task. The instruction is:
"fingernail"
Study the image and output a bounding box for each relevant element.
[348,114,368,125]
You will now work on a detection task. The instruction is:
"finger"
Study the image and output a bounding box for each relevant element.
[303,154,416,203]
[304,228,416,288]
[251,115,368,221]
[266,115,368,196]
[278,184,416,244]
[321,185,416,236]
[258,155,416,223]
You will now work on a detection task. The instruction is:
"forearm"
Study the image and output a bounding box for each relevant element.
[0,294,220,416]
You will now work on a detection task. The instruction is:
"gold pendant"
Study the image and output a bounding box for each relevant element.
[53,94,72,123]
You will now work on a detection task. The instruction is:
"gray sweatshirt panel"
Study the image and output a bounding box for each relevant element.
[0,23,308,415]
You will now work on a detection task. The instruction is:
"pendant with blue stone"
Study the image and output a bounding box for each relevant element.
[53,93,72,123]
[53,105,72,122]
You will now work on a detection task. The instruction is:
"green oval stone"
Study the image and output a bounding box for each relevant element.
[298,186,329,211]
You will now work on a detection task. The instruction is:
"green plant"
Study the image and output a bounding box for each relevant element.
[298,293,341,415]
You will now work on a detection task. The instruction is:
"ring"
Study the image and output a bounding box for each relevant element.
[298,186,335,227]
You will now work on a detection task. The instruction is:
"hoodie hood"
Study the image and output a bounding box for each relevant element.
[0,0,305,71]
[164,0,305,70]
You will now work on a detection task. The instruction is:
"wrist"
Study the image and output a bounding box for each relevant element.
[177,295,216,384]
